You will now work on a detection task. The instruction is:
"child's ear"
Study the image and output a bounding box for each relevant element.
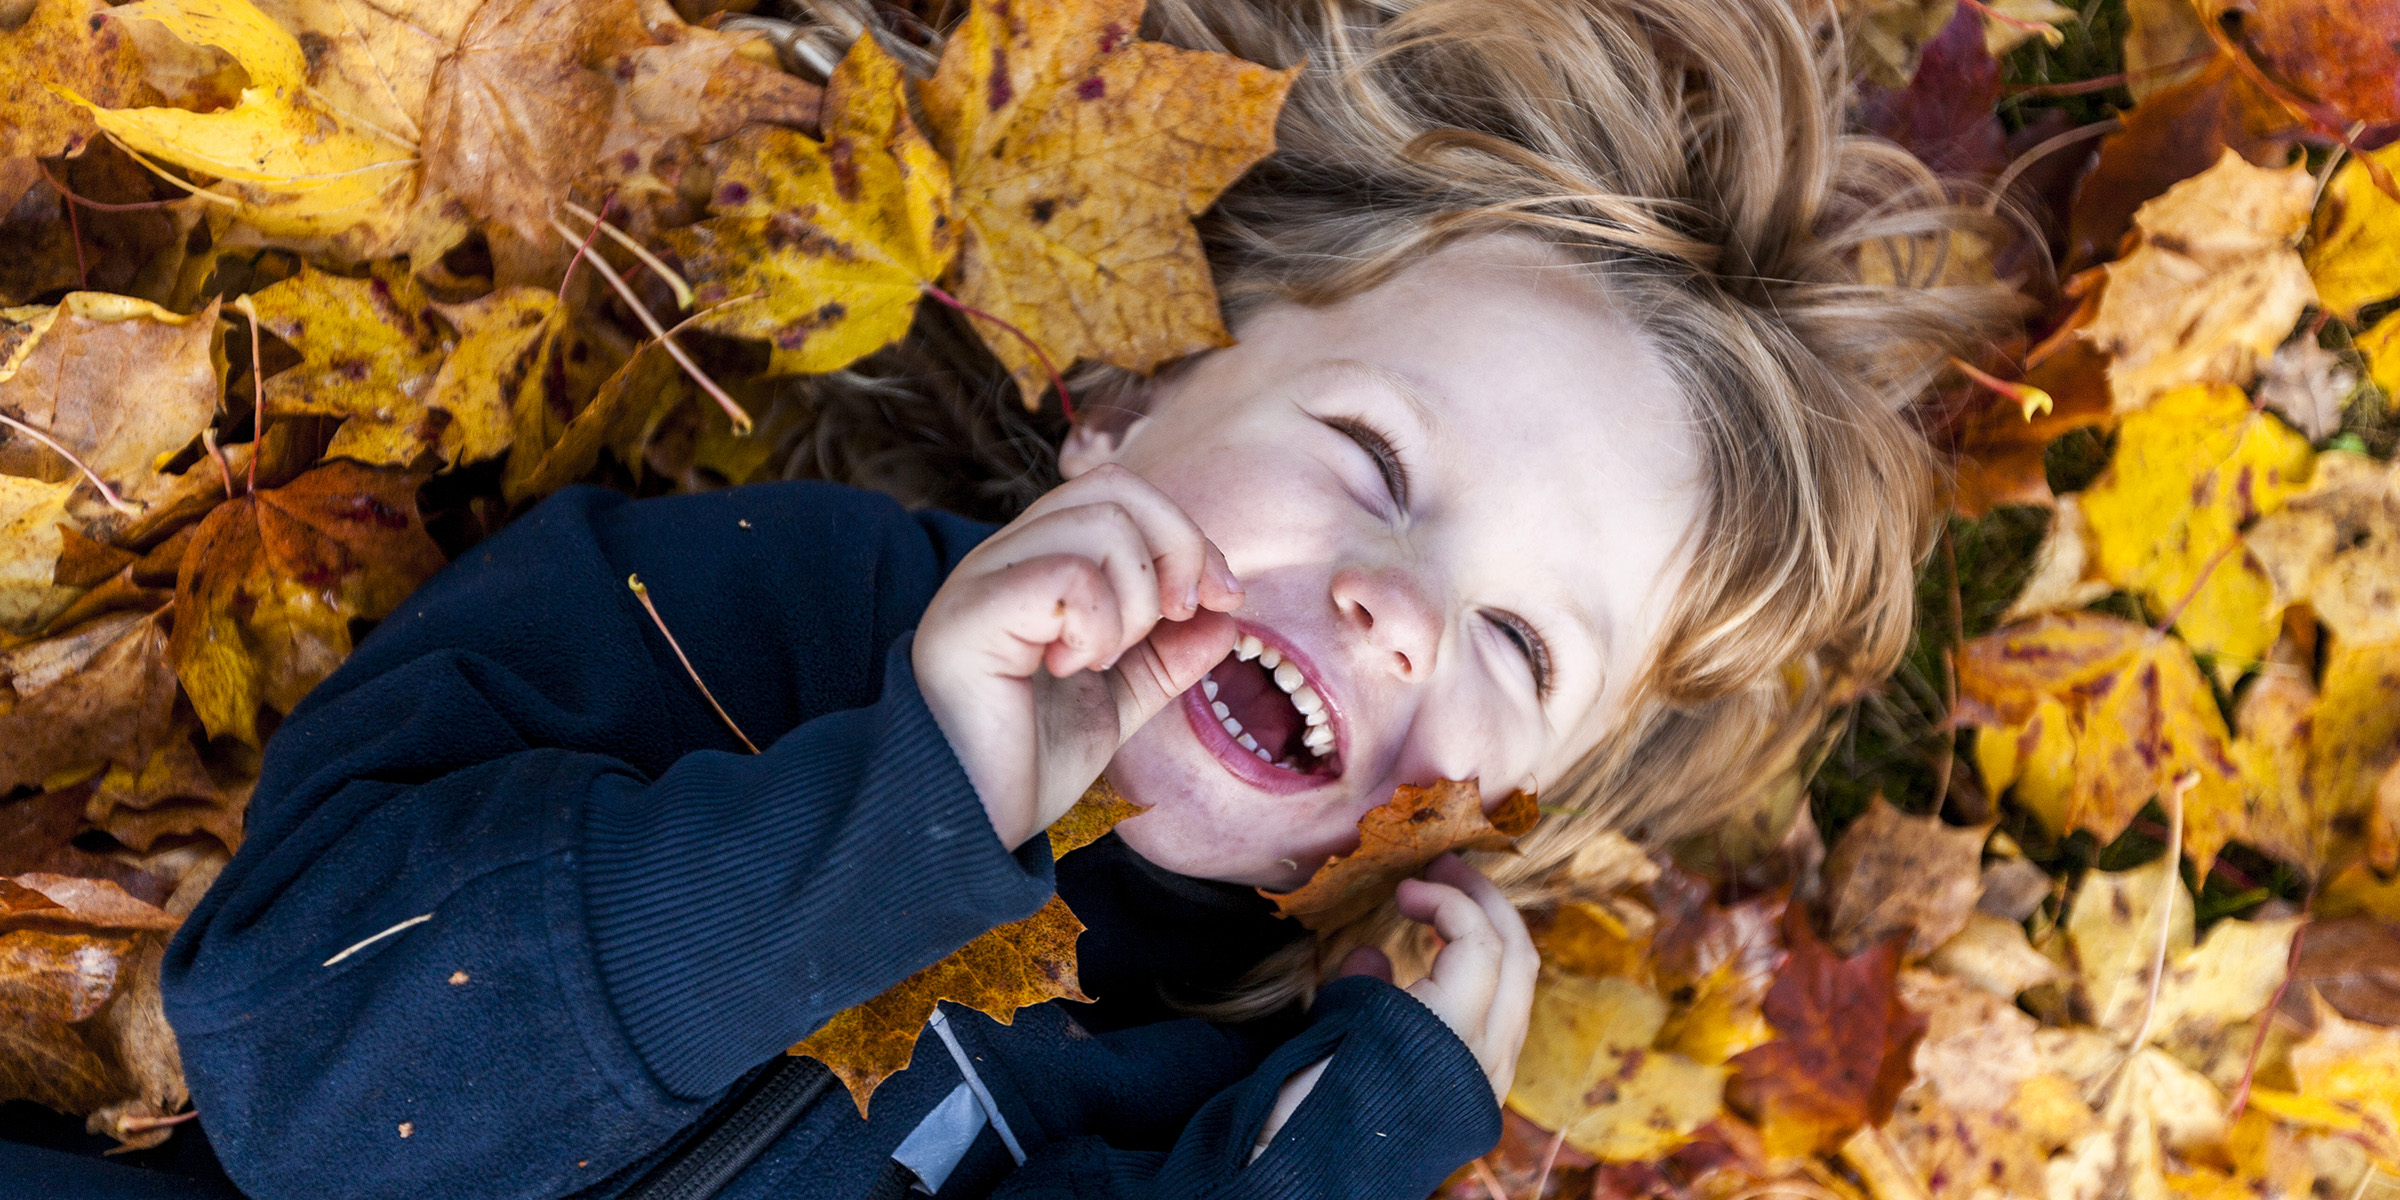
[1058,405,1144,479]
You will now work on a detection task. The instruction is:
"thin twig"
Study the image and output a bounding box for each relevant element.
[559,193,617,301]
[1986,119,2121,213]
[1468,1157,1511,1200]
[33,158,181,212]
[323,912,433,966]
[548,215,753,435]
[559,201,694,309]
[2120,772,2195,1062]
[114,1110,199,1133]
[200,429,235,501]
[2226,914,2307,1121]
[1530,1125,1568,1200]
[0,412,140,514]
[232,295,267,494]
[922,284,1076,419]
[2157,542,2237,634]
[627,574,761,754]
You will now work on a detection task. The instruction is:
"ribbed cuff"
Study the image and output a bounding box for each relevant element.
[580,637,1055,1099]
[1231,975,1502,1196]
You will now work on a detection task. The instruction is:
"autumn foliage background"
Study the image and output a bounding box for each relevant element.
[3,0,2400,1196]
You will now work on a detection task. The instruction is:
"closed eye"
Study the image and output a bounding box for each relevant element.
[1319,415,1411,512]
[1485,610,1553,698]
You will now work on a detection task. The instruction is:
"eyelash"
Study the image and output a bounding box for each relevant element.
[1486,612,1554,697]
[1322,415,1411,512]
[1320,415,1552,697]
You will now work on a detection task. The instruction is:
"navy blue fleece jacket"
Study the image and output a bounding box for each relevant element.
[74,481,1499,1198]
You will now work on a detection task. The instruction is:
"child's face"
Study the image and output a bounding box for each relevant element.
[1060,236,1702,889]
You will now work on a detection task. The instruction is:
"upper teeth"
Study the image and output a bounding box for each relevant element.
[1213,637,1338,762]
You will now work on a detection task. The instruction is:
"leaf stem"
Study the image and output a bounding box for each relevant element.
[232,295,267,495]
[113,1110,199,1134]
[1949,356,2052,419]
[2120,772,2194,1060]
[0,412,140,515]
[548,215,752,436]
[559,201,694,309]
[201,428,235,501]
[33,158,182,212]
[558,193,617,302]
[627,574,761,754]
[922,285,1076,420]
[2225,912,2307,1121]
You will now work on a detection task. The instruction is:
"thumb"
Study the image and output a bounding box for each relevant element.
[1105,610,1236,744]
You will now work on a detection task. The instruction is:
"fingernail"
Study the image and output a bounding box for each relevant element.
[1214,561,1243,594]
[1184,582,1200,614]
[1098,651,1121,672]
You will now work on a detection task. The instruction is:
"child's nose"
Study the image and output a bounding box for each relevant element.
[1330,564,1442,680]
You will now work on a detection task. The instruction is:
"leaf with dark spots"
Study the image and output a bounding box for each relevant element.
[1725,905,1926,1158]
[169,462,446,746]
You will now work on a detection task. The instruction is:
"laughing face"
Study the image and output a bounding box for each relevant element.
[1058,235,1705,890]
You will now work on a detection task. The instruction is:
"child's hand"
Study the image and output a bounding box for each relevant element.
[913,464,1243,849]
[1342,853,1538,1100]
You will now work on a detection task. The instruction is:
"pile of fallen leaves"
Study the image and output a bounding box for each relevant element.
[6,0,2400,1196]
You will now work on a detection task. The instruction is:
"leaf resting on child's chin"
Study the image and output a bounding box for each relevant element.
[788,778,1139,1117]
[1260,779,1540,932]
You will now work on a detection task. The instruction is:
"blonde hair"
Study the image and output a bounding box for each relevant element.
[767,0,2023,1006]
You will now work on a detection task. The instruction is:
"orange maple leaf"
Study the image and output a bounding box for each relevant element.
[1261,779,1540,932]
[1724,905,1927,1160]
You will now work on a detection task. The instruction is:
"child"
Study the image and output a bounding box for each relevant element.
[158,0,2014,1196]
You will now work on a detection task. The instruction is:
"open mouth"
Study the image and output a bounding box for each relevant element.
[1191,631,1342,781]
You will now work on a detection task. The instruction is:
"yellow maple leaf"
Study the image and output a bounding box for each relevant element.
[2081,151,2318,410]
[2063,857,2299,1061]
[247,265,453,464]
[0,0,145,162]
[1507,972,1727,1163]
[1957,612,2247,871]
[2359,309,2400,402]
[0,293,226,518]
[2245,996,2400,1173]
[57,0,418,237]
[2080,383,2313,667]
[2305,143,2400,320]
[668,33,958,377]
[919,0,1297,407]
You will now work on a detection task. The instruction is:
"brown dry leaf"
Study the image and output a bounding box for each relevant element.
[2237,0,2400,127]
[0,611,177,795]
[0,873,187,1148]
[0,293,225,518]
[2281,916,2400,1028]
[1950,334,2114,516]
[1895,970,2039,1115]
[504,334,682,503]
[0,788,172,905]
[2306,143,2400,320]
[1724,905,1927,1160]
[418,0,652,247]
[86,733,245,853]
[2255,336,2358,442]
[666,33,959,377]
[1834,0,1962,88]
[0,0,144,161]
[1644,876,1785,1068]
[169,461,447,745]
[2063,58,2302,274]
[1924,910,2067,999]
[1260,779,1539,932]
[592,19,821,207]
[1821,797,1989,959]
[1877,1076,2077,1200]
[2248,451,2400,645]
[2081,151,2318,410]
[1955,612,2247,872]
[2121,0,2214,101]
[1507,971,1729,1163]
[919,0,1297,407]
[788,778,1138,1116]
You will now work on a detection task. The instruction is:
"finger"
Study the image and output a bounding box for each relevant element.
[1198,536,1243,614]
[995,502,1162,668]
[1398,879,1501,1030]
[1028,464,1219,620]
[946,553,1125,678]
[1337,945,1394,982]
[1424,857,1538,1057]
[1103,610,1236,742]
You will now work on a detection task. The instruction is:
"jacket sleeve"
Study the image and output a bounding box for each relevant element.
[160,482,1049,1200]
[988,977,1503,1200]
